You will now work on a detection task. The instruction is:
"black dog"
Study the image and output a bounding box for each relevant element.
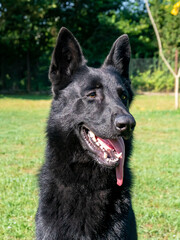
[36,27,137,240]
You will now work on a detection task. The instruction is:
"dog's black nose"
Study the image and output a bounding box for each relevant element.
[115,115,136,135]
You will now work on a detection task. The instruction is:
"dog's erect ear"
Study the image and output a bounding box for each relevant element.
[49,27,85,93]
[103,34,131,80]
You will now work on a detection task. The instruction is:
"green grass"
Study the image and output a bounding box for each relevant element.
[0,94,180,239]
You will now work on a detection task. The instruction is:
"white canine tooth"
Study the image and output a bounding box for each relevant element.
[89,131,95,138]
[104,152,108,159]
[89,131,96,142]
[115,153,122,158]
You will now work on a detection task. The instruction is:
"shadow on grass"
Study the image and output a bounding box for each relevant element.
[0,94,52,100]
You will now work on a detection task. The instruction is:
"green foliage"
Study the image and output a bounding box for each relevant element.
[0,0,158,91]
[0,0,179,92]
[149,0,180,60]
[132,69,174,92]
[0,95,180,239]
[0,0,56,91]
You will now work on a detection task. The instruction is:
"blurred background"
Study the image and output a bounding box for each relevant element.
[0,0,179,93]
[0,1,180,240]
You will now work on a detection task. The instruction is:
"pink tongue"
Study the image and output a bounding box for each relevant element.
[108,138,125,186]
[97,137,125,186]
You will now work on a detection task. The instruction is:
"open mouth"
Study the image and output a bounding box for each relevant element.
[80,126,125,186]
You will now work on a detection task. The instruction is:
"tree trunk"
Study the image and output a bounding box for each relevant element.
[0,56,6,89]
[175,75,179,109]
[175,50,179,109]
[26,51,31,92]
[175,49,178,74]
[145,0,179,109]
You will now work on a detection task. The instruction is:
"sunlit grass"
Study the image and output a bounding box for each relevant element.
[131,94,180,240]
[0,94,179,239]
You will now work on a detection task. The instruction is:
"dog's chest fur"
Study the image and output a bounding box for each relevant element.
[39,162,132,240]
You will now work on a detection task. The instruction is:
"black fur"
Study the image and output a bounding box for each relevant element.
[36,27,137,240]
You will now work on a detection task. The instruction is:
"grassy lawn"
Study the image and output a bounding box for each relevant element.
[0,94,180,239]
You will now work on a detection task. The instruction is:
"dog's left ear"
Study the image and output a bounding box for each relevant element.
[49,27,85,94]
[103,34,131,80]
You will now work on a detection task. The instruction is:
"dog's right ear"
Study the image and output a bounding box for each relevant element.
[49,27,85,94]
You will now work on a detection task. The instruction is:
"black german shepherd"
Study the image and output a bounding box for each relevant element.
[36,27,137,240]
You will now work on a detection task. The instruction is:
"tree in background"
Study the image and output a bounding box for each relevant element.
[145,0,180,109]
[147,0,180,61]
[0,0,157,92]
[0,0,56,91]
[54,0,157,64]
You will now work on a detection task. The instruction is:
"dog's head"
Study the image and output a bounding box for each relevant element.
[48,27,136,186]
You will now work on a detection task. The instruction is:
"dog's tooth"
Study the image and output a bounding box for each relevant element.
[107,158,111,162]
[97,138,111,151]
[115,153,122,159]
[88,131,96,142]
[89,131,95,138]
[109,157,118,163]
[93,136,97,141]
[104,152,108,159]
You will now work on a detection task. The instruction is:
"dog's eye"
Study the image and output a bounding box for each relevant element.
[121,94,127,100]
[87,92,96,98]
